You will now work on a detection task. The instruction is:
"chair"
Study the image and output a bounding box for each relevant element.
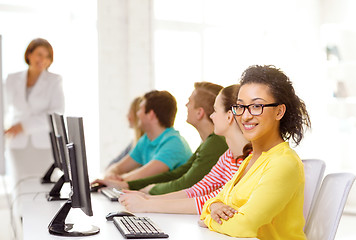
[302,159,326,224]
[304,173,356,240]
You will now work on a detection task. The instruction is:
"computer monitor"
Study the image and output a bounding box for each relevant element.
[48,116,99,236]
[41,114,62,184]
[46,113,71,201]
[53,113,70,182]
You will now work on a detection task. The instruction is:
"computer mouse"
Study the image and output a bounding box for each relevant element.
[90,182,107,192]
[106,211,135,221]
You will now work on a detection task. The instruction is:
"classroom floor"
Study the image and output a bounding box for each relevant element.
[0,176,355,240]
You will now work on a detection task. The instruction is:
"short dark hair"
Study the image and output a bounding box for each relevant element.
[143,90,177,128]
[239,65,311,146]
[193,82,223,123]
[24,38,54,67]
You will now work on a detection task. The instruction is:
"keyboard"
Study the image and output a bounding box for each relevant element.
[100,187,123,201]
[113,216,169,239]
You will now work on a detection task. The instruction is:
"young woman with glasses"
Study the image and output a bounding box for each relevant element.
[199,65,311,240]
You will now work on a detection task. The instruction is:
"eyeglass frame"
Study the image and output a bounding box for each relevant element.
[231,103,280,116]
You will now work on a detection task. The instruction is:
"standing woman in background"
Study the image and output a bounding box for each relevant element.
[4,38,65,187]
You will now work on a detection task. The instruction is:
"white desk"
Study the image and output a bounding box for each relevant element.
[22,192,258,240]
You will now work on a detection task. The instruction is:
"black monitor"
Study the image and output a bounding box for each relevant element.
[47,113,71,201]
[48,116,99,236]
[53,113,70,182]
[41,114,62,184]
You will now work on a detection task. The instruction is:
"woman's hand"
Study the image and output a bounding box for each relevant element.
[197,219,208,228]
[122,189,150,199]
[120,193,148,212]
[139,184,155,194]
[5,123,23,137]
[91,177,128,190]
[209,202,238,224]
[104,170,124,181]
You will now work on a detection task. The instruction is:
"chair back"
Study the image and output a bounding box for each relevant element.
[302,159,326,223]
[304,173,356,240]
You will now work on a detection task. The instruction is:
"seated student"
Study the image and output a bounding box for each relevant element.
[119,84,250,214]
[102,90,192,182]
[96,82,228,194]
[107,96,144,168]
[199,65,311,240]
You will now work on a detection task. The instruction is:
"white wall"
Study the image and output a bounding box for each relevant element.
[97,0,153,170]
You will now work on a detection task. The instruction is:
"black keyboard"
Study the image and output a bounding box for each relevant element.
[101,187,123,201]
[113,216,169,239]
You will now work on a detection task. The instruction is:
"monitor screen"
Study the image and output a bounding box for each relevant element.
[41,114,62,184]
[46,113,71,201]
[66,116,93,216]
[48,116,99,236]
[52,113,70,182]
[48,114,62,169]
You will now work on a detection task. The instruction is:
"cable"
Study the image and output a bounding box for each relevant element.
[9,190,49,240]
[10,175,41,193]
[1,175,16,240]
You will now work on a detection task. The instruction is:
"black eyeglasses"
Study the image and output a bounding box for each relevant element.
[231,103,280,116]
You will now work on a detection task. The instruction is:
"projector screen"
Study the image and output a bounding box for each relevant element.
[0,35,5,175]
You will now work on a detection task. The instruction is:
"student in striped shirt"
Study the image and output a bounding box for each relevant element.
[119,84,251,214]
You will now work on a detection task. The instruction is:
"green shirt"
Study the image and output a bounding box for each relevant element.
[127,133,228,194]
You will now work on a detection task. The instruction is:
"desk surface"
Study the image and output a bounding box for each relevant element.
[21,191,258,240]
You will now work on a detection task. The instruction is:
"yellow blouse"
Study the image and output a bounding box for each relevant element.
[200,142,306,240]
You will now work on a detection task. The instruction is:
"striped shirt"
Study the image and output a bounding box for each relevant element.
[184,149,243,214]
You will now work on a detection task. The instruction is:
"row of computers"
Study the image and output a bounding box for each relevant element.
[41,113,168,238]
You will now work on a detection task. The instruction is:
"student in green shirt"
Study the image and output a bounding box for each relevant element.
[96,82,228,194]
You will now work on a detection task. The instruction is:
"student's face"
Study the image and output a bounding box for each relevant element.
[210,93,229,136]
[185,90,199,126]
[136,99,149,131]
[27,46,51,72]
[127,108,136,129]
[235,83,281,143]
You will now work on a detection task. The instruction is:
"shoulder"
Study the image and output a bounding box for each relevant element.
[265,142,304,176]
[200,134,227,149]
[271,142,301,163]
[5,71,26,90]
[159,128,187,143]
[161,128,180,138]
[42,71,63,83]
[217,149,233,164]
[6,71,26,82]
[135,134,148,146]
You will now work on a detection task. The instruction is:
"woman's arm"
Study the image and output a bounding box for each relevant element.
[202,157,303,237]
[120,193,197,214]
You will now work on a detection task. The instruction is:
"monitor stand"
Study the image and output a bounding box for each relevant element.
[48,200,100,236]
[41,163,56,184]
[47,175,68,201]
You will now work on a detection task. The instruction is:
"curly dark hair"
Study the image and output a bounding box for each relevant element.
[236,142,253,161]
[239,65,311,146]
